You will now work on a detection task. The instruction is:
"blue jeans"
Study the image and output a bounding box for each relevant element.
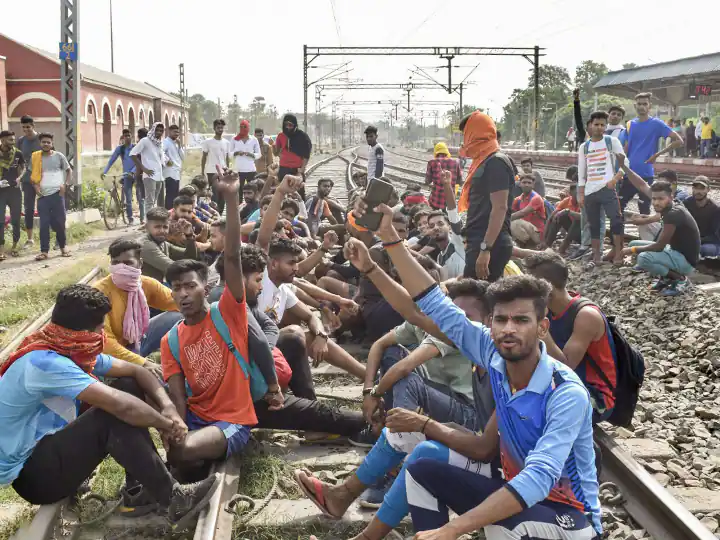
[701,139,712,158]
[619,176,653,215]
[701,243,720,258]
[122,175,145,222]
[407,459,599,539]
[138,311,184,357]
[355,429,497,527]
[37,192,66,253]
[629,240,695,277]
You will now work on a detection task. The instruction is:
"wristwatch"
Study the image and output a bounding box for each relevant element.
[480,241,492,252]
[314,329,329,340]
[363,385,380,398]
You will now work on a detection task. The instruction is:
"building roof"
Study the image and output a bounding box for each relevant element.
[594,52,720,104]
[6,34,180,105]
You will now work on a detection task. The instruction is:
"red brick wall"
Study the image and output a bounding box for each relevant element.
[0,57,7,130]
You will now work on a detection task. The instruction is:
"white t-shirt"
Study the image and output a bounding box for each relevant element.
[258,269,298,325]
[201,137,231,174]
[230,137,262,173]
[129,138,165,182]
[577,136,625,196]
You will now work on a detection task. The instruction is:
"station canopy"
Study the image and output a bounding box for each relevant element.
[594,52,720,107]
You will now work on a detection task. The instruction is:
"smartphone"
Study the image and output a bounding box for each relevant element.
[356,177,395,230]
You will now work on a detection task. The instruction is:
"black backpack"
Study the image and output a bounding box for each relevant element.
[566,298,645,427]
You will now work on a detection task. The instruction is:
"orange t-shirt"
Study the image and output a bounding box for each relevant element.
[161,286,257,426]
[555,196,580,214]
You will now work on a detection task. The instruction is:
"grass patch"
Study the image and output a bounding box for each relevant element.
[237,453,298,500]
[0,486,21,505]
[90,457,125,501]
[3,221,101,250]
[0,506,35,540]
[0,258,103,344]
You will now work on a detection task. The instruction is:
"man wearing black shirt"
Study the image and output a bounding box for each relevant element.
[0,130,26,259]
[239,182,260,224]
[459,112,515,281]
[683,176,720,258]
[619,155,699,296]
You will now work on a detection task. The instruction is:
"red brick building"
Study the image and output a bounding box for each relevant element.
[0,33,186,153]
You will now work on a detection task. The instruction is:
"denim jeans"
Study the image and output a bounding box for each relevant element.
[585,187,623,239]
[0,187,22,245]
[122,175,145,222]
[21,181,36,230]
[138,311,184,357]
[701,139,712,158]
[701,243,720,258]
[629,240,695,277]
[37,192,66,253]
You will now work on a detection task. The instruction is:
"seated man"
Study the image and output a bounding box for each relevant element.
[510,174,546,249]
[524,251,617,423]
[240,181,260,224]
[160,171,279,467]
[626,169,681,241]
[426,171,464,279]
[618,156,700,296]
[305,177,341,237]
[94,238,183,373]
[544,183,581,255]
[171,193,210,244]
[141,207,199,282]
[519,156,546,197]
[190,175,220,221]
[0,284,220,530]
[682,176,720,258]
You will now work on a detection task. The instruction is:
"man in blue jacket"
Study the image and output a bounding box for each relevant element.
[102,129,144,224]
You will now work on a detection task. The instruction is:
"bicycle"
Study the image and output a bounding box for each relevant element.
[101,173,129,230]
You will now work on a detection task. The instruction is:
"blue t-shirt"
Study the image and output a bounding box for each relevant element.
[0,351,113,485]
[246,208,261,224]
[626,117,672,179]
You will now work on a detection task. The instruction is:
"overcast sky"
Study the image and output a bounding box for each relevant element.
[3,0,713,125]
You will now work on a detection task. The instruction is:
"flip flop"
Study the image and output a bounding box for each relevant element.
[35,253,49,261]
[61,251,72,258]
[293,469,340,520]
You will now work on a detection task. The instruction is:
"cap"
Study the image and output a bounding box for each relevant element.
[692,176,710,189]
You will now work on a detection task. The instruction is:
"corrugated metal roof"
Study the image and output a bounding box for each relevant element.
[5,34,180,105]
[595,52,720,88]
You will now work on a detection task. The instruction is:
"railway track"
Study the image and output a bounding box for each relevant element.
[6,148,719,540]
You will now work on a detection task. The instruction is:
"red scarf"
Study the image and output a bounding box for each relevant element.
[0,323,105,377]
[234,120,250,141]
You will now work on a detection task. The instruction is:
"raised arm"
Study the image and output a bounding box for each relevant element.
[256,174,304,252]
[103,146,121,175]
[217,168,245,301]
[616,153,651,199]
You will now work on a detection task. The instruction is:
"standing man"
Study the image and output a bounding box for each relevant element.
[700,117,713,158]
[130,123,167,213]
[621,93,683,215]
[457,111,515,282]
[201,119,231,215]
[254,128,274,174]
[425,142,462,210]
[364,126,384,180]
[163,125,185,211]
[686,120,698,157]
[275,114,311,200]
[30,134,72,260]
[231,120,261,185]
[102,129,142,224]
[0,131,26,259]
[16,115,41,249]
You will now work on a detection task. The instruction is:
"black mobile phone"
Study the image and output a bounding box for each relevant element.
[356,177,395,230]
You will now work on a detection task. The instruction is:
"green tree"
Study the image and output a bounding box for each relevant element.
[574,60,609,96]
[622,63,638,70]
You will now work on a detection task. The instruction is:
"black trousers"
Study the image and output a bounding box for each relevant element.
[21,181,35,230]
[208,173,225,216]
[276,331,315,400]
[545,214,581,246]
[0,186,22,245]
[164,177,180,210]
[278,167,306,201]
[254,395,365,435]
[12,378,175,506]
[464,239,513,282]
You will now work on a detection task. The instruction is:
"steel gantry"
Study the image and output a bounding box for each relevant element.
[60,0,81,190]
[303,46,545,148]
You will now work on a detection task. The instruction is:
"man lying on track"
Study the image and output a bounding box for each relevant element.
[0,284,220,531]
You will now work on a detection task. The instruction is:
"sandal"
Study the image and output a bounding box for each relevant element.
[35,253,49,261]
[293,469,341,520]
[0,254,6,261]
[61,250,72,258]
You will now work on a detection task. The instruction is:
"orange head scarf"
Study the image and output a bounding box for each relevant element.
[234,120,251,140]
[457,111,500,212]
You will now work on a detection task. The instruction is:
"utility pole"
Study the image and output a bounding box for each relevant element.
[533,45,540,150]
[60,0,81,193]
[179,63,185,145]
[217,97,221,119]
[109,0,114,72]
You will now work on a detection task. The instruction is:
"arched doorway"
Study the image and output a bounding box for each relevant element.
[128,108,136,138]
[164,113,170,128]
[102,103,112,151]
[88,102,99,151]
[148,110,154,126]
[116,105,124,130]
[139,110,145,128]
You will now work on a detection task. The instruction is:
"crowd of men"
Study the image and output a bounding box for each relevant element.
[0,94,715,539]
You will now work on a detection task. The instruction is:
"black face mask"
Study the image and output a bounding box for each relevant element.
[283,125,296,136]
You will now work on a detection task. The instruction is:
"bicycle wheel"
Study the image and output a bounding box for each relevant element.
[102,190,122,230]
[119,186,128,225]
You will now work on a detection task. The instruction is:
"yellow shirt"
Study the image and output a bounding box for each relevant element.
[94,275,177,365]
[701,123,713,140]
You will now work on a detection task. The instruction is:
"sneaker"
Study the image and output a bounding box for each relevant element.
[568,247,590,261]
[661,278,690,297]
[358,474,396,509]
[349,426,378,449]
[168,473,222,531]
[650,277,670,291]
[117,483,158,517]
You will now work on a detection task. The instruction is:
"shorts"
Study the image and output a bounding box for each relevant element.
[186,410,251,458]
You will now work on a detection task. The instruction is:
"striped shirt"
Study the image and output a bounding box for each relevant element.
[577,136,624,196]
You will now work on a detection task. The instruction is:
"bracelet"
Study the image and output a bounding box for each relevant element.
[361,263,379,276]
[382,238,403,249]
[631,246,637,254]
[421,416,431,434]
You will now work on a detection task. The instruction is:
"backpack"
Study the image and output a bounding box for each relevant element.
[565,298,645,427]
[167,302,269,402]
[583,135,619,173]
[543,199,556,224]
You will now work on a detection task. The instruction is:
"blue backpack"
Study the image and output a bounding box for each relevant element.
[166,302,269,402]
[543,199,556,223]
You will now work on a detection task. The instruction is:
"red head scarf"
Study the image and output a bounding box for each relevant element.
[0,323,105,377]
[458,111,500,212]
[234,120,251,140]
